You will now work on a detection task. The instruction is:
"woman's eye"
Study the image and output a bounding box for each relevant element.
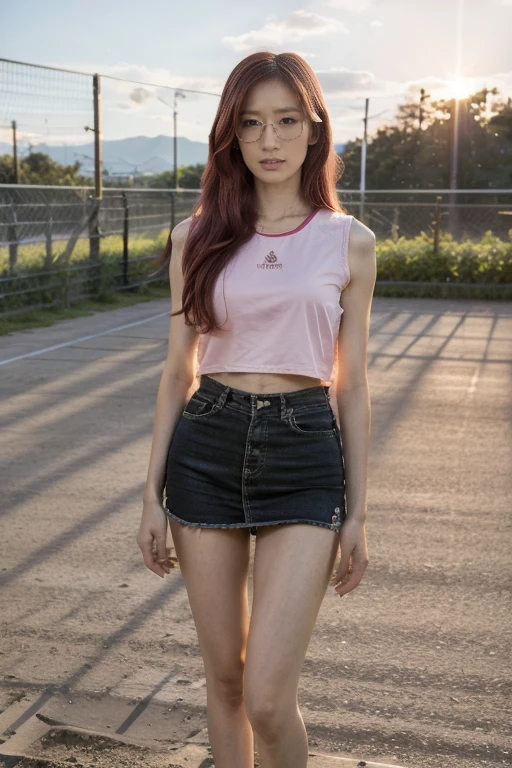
[240,118,297,126]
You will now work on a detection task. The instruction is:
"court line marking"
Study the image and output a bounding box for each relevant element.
[0,312,170,368]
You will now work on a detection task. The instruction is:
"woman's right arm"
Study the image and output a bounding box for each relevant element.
[136,217,198,578]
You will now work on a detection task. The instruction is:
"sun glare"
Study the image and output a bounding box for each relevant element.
[444,76,473,100]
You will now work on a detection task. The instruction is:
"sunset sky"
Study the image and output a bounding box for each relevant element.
[1,0,510,149]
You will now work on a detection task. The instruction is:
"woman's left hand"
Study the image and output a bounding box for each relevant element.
[329,517,369,596]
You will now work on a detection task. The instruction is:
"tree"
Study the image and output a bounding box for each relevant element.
[338,86,512,192]
[150,163,204,189]
[0,152,92,186]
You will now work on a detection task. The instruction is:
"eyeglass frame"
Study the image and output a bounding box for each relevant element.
[235,118,306,144]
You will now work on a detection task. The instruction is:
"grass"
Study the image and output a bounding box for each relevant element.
[0,230,169,273]
[0,282,170,335]
[1,227,510,335]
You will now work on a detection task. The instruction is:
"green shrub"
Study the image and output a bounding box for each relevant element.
[375,229,512,284]
[1,227,511,317]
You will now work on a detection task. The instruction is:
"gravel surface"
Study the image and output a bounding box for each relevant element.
[0,297,511,768]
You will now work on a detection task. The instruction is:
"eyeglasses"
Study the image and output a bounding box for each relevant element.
[235,117,305,143]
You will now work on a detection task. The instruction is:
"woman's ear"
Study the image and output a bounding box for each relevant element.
[307,113,323,146]
[308,123,320,146]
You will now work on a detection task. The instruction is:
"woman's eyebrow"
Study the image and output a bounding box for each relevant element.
[241,107,301,116]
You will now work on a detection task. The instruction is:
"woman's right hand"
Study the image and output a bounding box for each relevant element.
[136,499,174,578]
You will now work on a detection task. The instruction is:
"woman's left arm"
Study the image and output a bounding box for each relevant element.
[329,218,376,596]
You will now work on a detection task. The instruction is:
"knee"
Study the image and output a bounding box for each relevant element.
[208,662,245,707]
[244,690,290,739]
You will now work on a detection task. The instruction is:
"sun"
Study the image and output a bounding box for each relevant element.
[444,76,473,100]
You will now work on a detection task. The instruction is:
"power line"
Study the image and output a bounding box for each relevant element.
[0,57,222,99]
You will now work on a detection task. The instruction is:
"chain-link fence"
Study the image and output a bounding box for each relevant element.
[348,190,512,242]
[0,184,510,316]
[0,186,199,316]
[1,56,511,316]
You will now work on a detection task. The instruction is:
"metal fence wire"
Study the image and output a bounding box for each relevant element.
[0,186,511,317]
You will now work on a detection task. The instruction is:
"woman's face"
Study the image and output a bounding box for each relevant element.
[235,79,318,184]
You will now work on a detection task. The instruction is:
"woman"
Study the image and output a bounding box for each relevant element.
[137,51,376,768]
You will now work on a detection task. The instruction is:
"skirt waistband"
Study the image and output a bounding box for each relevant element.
[198,373,331,415]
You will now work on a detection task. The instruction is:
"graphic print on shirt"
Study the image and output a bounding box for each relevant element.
[257,250,282,270]
[196,210,354,385]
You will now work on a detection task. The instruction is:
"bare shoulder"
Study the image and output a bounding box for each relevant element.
[348,216,375,251]
[170,215,194,247]
[169,216,195,296]
[347,216,376,282]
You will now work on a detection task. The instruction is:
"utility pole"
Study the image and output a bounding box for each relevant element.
[84,74,103,262]
[359,98,369,223]
[11,120,20,183]
[419,88,430,131]
[359,100,387,223]
[173,89,186,189]
[93,74,103,200]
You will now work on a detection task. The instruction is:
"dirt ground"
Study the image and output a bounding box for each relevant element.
[0,296,511,768]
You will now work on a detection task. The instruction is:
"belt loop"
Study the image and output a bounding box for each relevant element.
[217,386,230,409]
[279,392,292,420]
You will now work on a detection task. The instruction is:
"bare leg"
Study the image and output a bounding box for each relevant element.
[168,519,254,768]
[244,523,340,768]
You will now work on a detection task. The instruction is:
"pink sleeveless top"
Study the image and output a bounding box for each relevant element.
[195,208,353,386]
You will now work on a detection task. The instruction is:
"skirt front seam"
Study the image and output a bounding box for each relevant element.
[165,376,346,535]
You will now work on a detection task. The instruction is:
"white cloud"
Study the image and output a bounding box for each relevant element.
[322,0,377,12]
[293,51,320,59]
[314,67,384,96]
[370,18,384,26]
[222,10,348,52]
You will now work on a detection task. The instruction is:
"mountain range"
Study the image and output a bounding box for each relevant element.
[0,135,346,177]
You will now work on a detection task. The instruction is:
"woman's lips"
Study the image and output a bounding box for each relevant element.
[260,160,284,170]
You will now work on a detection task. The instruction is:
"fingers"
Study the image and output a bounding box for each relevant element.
[154,536,172,573]
[329,554,352,586]
[333,565,365,596]
[152,539,179,574]
[329,561,353,590]
[142,550,167,578]
[153,548,177,575]
[138,535,172,578]
[329,557,368,597]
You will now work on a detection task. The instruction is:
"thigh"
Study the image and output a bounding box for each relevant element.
[245,524,340,703]
[169,519,251,683]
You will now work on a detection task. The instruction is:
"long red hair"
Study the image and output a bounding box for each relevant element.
[161,51,348,333]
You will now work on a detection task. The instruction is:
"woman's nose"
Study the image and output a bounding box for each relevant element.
[260,123,279,148]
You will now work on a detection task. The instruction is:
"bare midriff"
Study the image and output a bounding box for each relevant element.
[203,372,325,395]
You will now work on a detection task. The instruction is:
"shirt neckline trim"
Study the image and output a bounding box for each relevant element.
[254,208,320,237]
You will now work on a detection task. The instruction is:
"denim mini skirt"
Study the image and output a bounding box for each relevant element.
[164,374,347,536]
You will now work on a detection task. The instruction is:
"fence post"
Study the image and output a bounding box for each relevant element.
[7,203,18,274]
[87,194,102,297]
[121,191,129,287]
[432,195,442,257]
[89,73,103,263]
[391,206,399,243]
[44,200,53,269]
[88,197,101,263]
